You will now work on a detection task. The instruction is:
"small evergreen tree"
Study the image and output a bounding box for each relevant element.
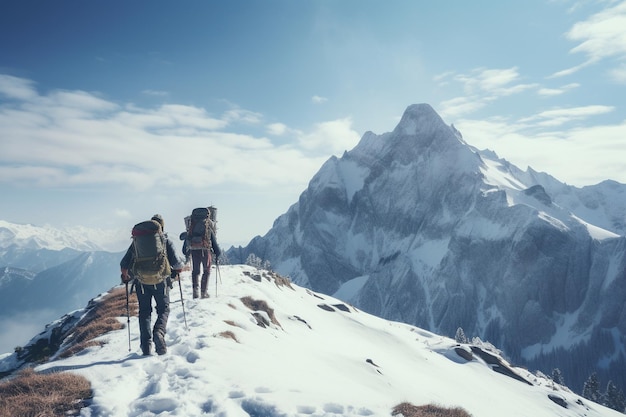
[245,253,263,269]
[604,380,626,412]
[455,327,468,344]
[582,372,601,403]
[551,368,564,386]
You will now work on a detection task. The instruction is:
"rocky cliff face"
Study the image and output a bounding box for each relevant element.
[228,103,626,393]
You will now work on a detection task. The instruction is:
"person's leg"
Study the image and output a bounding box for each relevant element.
[191,250,201,298]
[152,282,170,355]
[200,250,211,298]
[136,284,153,355]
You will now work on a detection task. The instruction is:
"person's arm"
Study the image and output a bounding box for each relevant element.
[210,232,221,258]
[166,238,184,271]
[120,244,134,283]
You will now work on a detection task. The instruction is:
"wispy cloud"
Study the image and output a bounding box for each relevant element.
[0,74,360,191]
[436,67,537,119]
[454,104,626,186]
[608,63,626,84]
[142,89,169,97]
[537,83,580,97]
[312,95,328,104]
[266,122,289,136]
[297,118,360,155]
[518,105,614,127]
[0,74,41,101]
[553,1,626,77]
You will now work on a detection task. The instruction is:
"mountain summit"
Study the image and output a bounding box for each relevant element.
[229,103,626,394]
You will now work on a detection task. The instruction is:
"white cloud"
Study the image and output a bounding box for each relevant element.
[453,67,523,94]
[0,74,357,192]
[518,105,614,126]
[608,63,626,83]
[436,68,538,118]
[537,83,580,96]
[538,88,566,97]
[0,74,38,101]
[312,95,328,104]
[439,97,490,120]
[297,117,361,156]
[142,89,169,97]
[567,1,626,60]
[266,122,288,136]
[454,107,626,186]
[554,1,626,76]
[115,209,132,219]
[222,107,263,125]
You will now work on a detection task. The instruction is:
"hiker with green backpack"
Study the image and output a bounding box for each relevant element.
[120,214,184,356]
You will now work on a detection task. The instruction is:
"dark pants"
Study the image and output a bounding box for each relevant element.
[136,281,169,354]
[191,249,212,295]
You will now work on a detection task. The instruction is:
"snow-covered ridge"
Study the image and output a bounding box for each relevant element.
[1,265,621,417]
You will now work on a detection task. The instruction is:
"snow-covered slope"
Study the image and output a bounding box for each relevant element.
[228,103,626,395]
[1,265,622,417]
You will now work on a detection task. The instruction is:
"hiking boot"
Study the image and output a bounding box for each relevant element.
[141,343,152,356]
[153,329,166,355]
[193,288,199,299]
[201,291,209,299]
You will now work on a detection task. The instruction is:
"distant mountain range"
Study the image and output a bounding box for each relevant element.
[228,103,626,394]
[0,220,123,353]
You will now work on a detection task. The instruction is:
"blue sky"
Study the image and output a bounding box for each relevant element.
[1,0,626,251]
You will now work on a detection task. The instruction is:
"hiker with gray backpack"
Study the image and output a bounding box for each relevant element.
[120,214,184,356]
[182,207,221,299]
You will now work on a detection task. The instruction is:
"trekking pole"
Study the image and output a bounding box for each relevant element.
[124,280,131,352]
[215,261,223,297]
[176,273,189,331]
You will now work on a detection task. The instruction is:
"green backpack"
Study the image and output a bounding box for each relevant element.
[130,220,171,285]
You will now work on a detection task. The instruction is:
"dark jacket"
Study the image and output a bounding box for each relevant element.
[121,234,184,276]
[183,231,221,258]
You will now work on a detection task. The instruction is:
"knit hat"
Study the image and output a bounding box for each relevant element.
[151,214,164,229]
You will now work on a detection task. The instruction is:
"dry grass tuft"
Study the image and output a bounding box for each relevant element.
[217,330,239,343]
[59,286,138,358]
[262,271,293,289]
[392,402,473,417]
[60,340,105,358]
[0,286,138,415]
[0,368,92,417]
[224,319,242,328]
[240,296,281,327]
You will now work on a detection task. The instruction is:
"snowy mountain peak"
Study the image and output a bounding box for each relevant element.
[0,220,126,252]
[1,265,622,417]
[393,103,455,142]
[229,103,626,397]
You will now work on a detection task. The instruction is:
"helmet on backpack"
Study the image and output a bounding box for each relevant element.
[151,214,164,229]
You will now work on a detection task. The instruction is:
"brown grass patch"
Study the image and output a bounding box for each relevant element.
[59,286,138,358]
[262,271,293,289]
[217,330,239,342]
[240,296,281,327]
[392,403,473,417]
[0,368,92,417]
[223,319,243,328]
